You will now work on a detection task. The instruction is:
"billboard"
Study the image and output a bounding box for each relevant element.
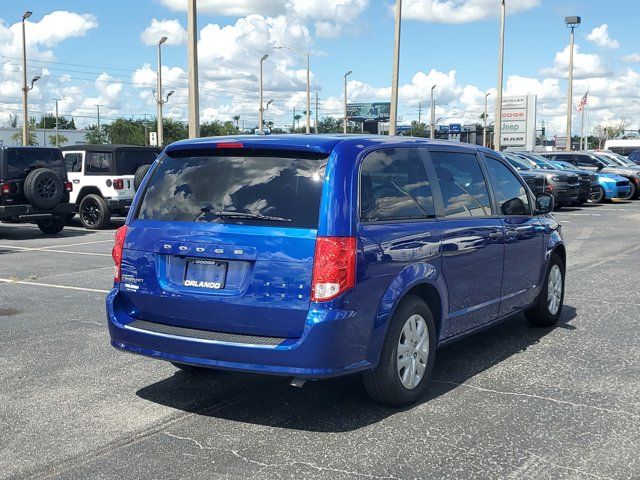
[347,102,391,121]
[500,95,536,151]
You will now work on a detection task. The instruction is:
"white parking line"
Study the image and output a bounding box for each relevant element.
[40,240,113,249]
[0,278,109,293]
[0,245,111,257]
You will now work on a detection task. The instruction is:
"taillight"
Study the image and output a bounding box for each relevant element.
[311,236,357,302]
[64,181,73,192]
[546,184,553,192]
[216,142,244,149]
[112,225,128,282]
[0,183,10,195]
[113,179,124,190]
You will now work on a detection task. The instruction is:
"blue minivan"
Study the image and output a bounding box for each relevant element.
[108,135,565,406]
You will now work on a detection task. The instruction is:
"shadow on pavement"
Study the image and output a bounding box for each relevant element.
[136,305,578,433]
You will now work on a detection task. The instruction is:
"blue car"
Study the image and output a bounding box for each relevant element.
[548,160,631,202]
[108,135,565,406]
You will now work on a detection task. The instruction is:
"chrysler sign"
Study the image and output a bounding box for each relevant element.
[500,95,537,150]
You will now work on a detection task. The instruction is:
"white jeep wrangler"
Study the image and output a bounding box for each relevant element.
[61,145,160,229]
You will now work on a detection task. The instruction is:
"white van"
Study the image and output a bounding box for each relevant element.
[603,139,640,156]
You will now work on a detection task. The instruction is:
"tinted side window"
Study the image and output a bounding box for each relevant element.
[430,152,491,218]
[360,148,434,222]
[117,150,159,175]
[64,153,83,173]
[6,148,64,178]
[485,157,530,216]
[86,152,112,174]
[575,155,595,167]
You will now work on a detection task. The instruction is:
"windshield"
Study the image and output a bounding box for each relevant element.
[136,150,327,228]
[521,155,555,170]
[610,154,635,166]
[549,161,570,170]
[504,154,531,170]
[594,155,617,166]
[6,148,65,178]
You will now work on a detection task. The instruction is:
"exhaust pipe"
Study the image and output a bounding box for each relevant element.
[289,378,306,389]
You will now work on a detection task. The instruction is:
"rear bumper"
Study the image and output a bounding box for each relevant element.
[106,198,132,211]
[107,289,372,378]
[0,202,75,221]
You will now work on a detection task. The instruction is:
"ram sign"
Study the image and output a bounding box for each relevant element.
[347,102,391,121]
[500,95,537,150]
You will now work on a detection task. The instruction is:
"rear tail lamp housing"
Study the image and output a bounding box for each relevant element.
[64,181,73,192]
[0,183,10,195]
[311,236,357,302]
[113,178,124,190]
[112,225,128,282]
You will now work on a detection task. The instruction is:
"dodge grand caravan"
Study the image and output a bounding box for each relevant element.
[108,135,565,406]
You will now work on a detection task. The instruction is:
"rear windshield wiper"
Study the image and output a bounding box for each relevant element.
[213,211,292,222]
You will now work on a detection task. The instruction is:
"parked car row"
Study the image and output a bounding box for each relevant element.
[0,145,160,235]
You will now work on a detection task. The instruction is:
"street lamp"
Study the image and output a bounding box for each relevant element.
[494,0,506,151]
[344,70,352,134]
[565,15,581,152]
[21,10,33,146]
[258,54,269,133]
[430,84,437,140]
[483,91,491,147]
[276,46,311,134]
[389,0,402,136]
[156,36,168,146]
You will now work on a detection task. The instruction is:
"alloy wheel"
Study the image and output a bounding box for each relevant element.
[547,264,563,316]
[81,198,101,226]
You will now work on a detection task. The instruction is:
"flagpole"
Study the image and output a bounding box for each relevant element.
[585,103,589,150]
[580,107,585,150]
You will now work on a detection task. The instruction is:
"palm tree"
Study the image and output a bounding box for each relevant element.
[232,115,240,129]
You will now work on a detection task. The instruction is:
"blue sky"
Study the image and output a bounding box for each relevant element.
[0,0,639,135]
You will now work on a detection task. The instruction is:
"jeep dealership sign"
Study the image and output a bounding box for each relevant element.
[500,95,536,150]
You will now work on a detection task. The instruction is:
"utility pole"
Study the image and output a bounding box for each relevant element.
[187,0,200,138]
[494,0,506,151]
[565,16,581,151]
[418,102,422,125]
[430,84,436,139]
[258,54,268,134]
[315,91,319,134]
[157,36,167,146]
[54,98,60,147]
[389,0,402,136]
[292,107,296,133]
[344,70,352,134]
[96,104,102,144]
[483,92,490,147]
[21,11,32,146]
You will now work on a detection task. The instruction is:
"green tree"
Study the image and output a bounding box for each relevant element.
[409,121,428,137]
[84,124,108,144]
[68,117,76,130]
[108,118,146,145]
[11,130,38,146]
[48,133,69,147]
[159,117,188,145]
[200,120,239,137]
[232,115,240,128]
[37,114,74,130]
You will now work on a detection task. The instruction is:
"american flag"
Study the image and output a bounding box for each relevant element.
[576,91,588,113]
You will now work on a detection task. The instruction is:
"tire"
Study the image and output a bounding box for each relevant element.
[363,296,436,407]
[36,216,66,234]
[24,168,64,210]
[79,194,111,229]
[134,164,152,191]
[171,362,215,374]
[588,186,605,204]
[525,254,565,327]
[624,180,636,200]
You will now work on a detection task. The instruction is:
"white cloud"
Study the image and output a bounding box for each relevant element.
[622,53,640,63]
[141,19,187,45]
[160,0,286,17]
[586,24,620,49]
[541,44,610,79]
[288,0,369,38]
[402,0,539,23]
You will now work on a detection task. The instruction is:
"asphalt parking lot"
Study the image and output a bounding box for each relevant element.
[1,205,639,480]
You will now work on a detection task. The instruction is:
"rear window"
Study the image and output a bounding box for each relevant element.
[136,150,327,228]
[6,148,64,178]
[116,150,159,175]
[86,152,113,174]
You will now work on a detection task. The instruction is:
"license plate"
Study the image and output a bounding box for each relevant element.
[184,259,227,289]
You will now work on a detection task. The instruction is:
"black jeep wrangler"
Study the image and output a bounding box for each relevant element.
[0,147,75,234]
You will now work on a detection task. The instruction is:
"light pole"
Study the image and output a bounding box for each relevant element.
[21,11,33,146]
[156,36,168,146]
[344,70,352,134]
[430,84,437,140]
[389,0,402,136]
[187,0,200,138]
[275,46,311,134]
[494,0,506,151]
[565,16,581,152]
[483,91,491,147]
[52,98,62,147]
[258,54,269,134]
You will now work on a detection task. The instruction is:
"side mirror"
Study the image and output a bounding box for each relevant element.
[595,161,605,170]
[501,197,527,216]
[535,193,554,214]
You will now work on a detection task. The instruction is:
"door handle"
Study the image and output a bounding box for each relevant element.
[505,230,518,238]
[72,179,80,184]
[488,231,503,239]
